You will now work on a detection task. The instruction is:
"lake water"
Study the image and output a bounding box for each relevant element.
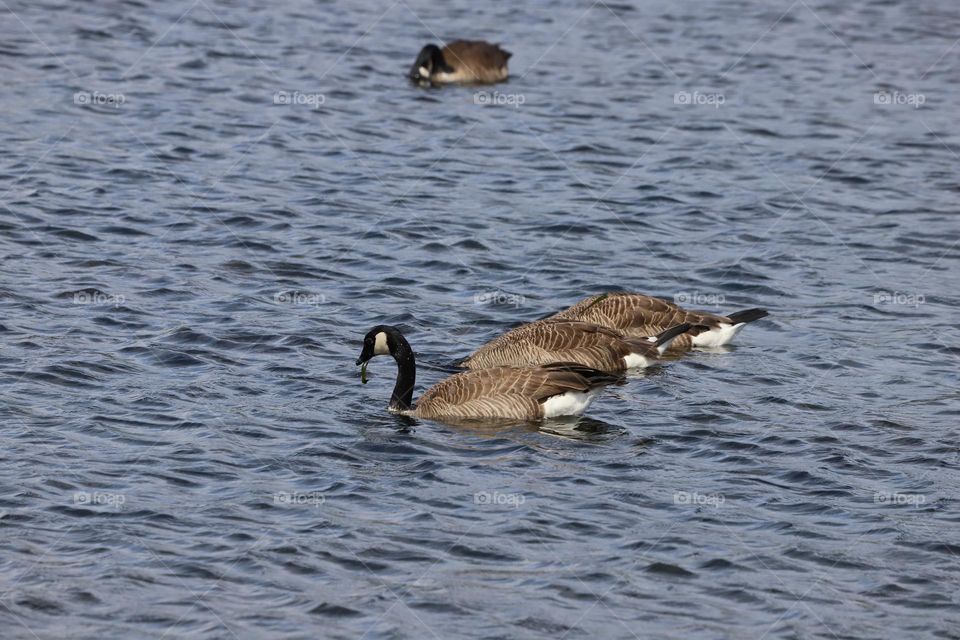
[1,0,959,638]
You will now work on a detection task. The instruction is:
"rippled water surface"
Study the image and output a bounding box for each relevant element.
[2,0,959,638]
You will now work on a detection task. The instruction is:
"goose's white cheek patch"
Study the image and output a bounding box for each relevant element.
[373,331,389,355]
[419,66,430,78]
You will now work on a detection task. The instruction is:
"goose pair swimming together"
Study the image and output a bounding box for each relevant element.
[356,293,769,423]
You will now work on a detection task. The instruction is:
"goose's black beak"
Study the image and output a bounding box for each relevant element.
[356,344,374,367]
[356,349,373,384]
[409,59,429,83]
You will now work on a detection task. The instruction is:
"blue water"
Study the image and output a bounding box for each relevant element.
[1,0,959,638]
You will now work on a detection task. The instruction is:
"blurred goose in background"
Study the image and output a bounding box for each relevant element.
[545,293,769,351]
[356,325,621,421]
[409,40,511,85]
[459,320,694,372]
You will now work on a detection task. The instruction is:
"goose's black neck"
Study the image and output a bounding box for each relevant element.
[389,335,415,411]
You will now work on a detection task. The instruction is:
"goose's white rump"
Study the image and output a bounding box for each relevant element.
[541,389,601,418]
[690,322,747,348]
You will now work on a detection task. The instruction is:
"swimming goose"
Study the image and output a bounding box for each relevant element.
[409,40,511,85]
[545,293,768,351]
[356,325,620,421]
[459,320,693,372]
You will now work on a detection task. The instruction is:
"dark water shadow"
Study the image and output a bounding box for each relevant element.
[397,413,626,443]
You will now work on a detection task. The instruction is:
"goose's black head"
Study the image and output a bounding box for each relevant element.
[357,325,398,366]
[357,325,416,409]
[409,44,448,83]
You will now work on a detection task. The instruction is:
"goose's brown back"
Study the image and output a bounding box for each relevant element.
[441,40,511,84]
[460,320,657,372]
[412,363,614,421]
[547,293,729,351]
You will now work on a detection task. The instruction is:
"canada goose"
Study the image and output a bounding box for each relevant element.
[356,325,620,421]
[459,320,694,372]
[409,40,511,85]
[545,293,769,351]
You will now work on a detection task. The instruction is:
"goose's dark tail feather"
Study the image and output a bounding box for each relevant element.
[651,322,692,348]
[687,324,713,337]
[727,308,768,325]
[437,357,469,372]
[541,362,624,388]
